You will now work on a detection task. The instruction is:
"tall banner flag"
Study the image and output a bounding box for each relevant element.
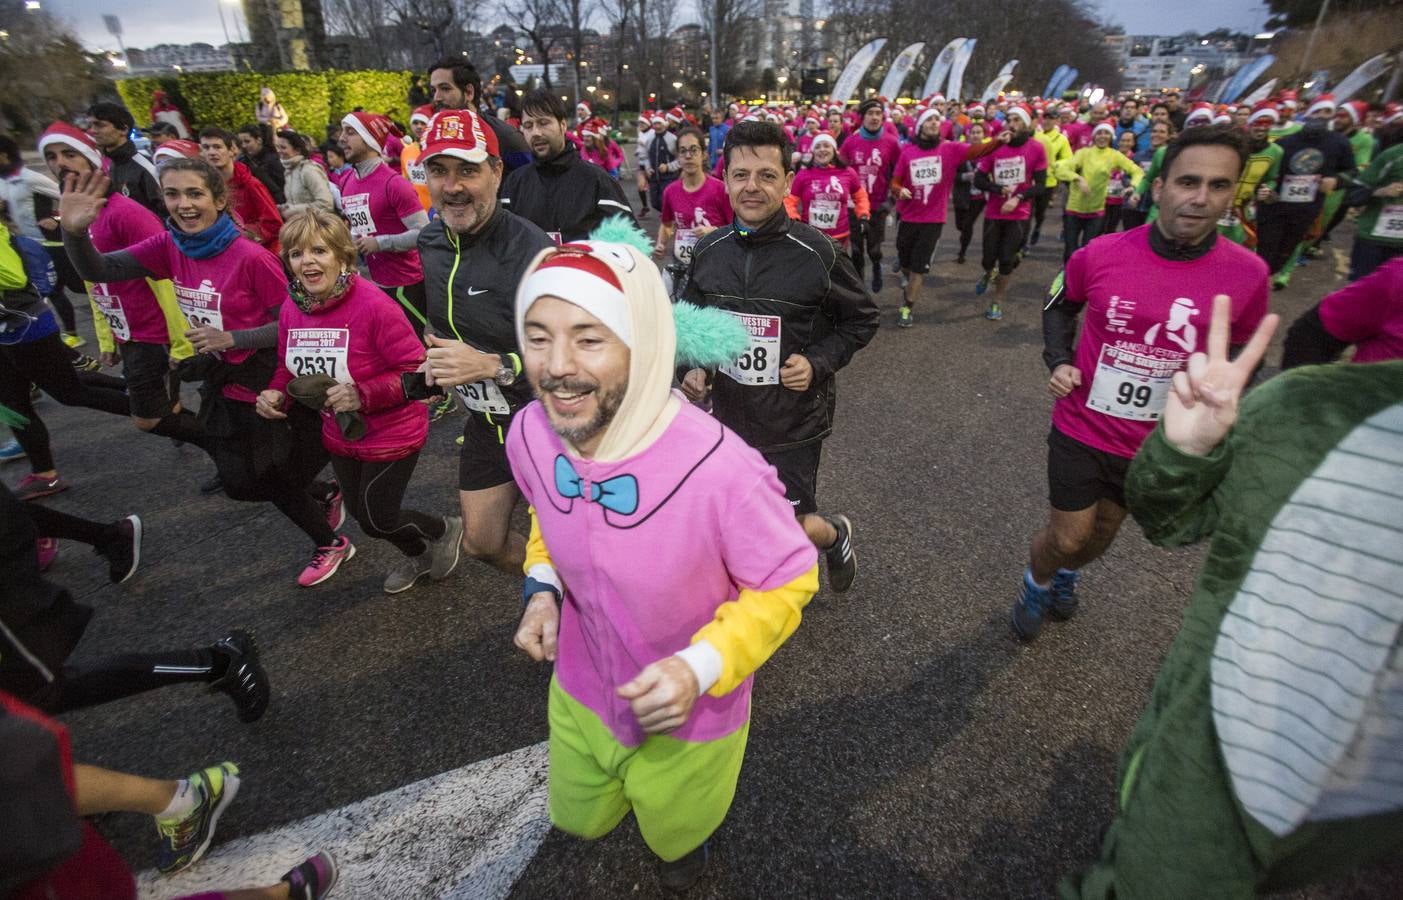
[830,38,888,103]
[998,59,1019,78]
[1220,54,1276,103]
[1239,77,1278,106]
[880,42,927,99]
[946,38,978,100]
[981,74,1014,102]
[923,38,967,98]
[1043,64,1069,99]
[1334,53,1394,101]
[1052,67,1079,97]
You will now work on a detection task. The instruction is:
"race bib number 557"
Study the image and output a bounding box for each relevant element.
[719,312,781,386]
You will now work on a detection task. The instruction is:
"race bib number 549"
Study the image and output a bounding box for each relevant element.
[719,312,781,386]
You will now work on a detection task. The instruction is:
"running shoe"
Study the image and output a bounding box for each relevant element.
[284,851,339,900]
[824,514,857,594]
[455,434,465,446]
[1271,274,1289,291]
[871,268,883,293]
[1011,570,1051,642]
[0,438,25,463]
[429,515,464,580]
[984,303,1003,321]
[322,484,346,532]
[298,535,355,588]
[97,514,142,584]
[658,840,710,894]
[155,762,241,874]
[428,392,456,423]
[71,353,101,373]
[36,536,58,571]
[890,258,903,275]
[975,270,994,295]
[60,332,86,349]
[1028,228,1041,247]
[384,552,433,594]
[15,472,68,501]
[897,306,913,328]
[1047,568,1080,621]
[208,631,270,723]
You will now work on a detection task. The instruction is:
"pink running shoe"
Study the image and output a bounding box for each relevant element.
[15,472,69,501]
[323,485,346,532]
[298,535,355,587]
[36,536,58,571]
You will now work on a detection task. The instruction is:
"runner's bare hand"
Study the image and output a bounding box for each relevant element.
[617,656,700,734]
[514,593,559,662]
[255,389,287,420]
[1049,364,1082,398]
[58,170,110,235]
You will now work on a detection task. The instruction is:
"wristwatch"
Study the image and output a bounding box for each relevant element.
[493,354,517,387]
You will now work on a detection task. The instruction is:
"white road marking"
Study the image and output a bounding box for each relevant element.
[139,741,550,899]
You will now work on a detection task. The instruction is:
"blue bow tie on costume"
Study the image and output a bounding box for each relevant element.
[554,455,639,515]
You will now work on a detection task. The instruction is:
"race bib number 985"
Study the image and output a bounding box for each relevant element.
[719,312,781,386]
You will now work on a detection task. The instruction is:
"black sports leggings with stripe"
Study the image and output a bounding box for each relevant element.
[330,452,444,557]
[0,333,130,471]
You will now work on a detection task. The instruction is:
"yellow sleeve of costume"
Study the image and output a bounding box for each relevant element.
[152,279,195,360]
[1054,151,1082,183]
[524,506,554,571]
[85,283,115,354]
[691,563,819,697]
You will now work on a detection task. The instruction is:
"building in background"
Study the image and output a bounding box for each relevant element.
[125,43,235,74]
[1116,33,1260,93]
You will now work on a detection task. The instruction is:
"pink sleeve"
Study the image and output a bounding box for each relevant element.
[659,183,675,223]
[356,291,427,414]
[385,174,422,221]
[1317,261,1401,343]
[126,231,174,279]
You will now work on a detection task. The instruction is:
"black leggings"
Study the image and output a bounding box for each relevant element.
[1256,209,1316,274]
[27,504,121,546]
[954,203,983,258]
[1063,213,1105,263]
[40,649,220,714]
[206,398,336,548]
[849,207,888,273]
[330,452,444,557]
[1030,191,1052,238]
[0,333,130,472]
[1104,204,1124,234]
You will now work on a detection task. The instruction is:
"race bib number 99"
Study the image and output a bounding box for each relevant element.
[808,200,840,231]
[1085,344,1181,422]
[719,312,781,386]
[343,193,375,237]
[286,328,352,384]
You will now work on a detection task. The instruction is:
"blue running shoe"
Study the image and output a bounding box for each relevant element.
[984,303,1003,321]
[1011,570,1051,641]
[1048,568,1080,620]
[0,438,24,464]
[975,270,994,295]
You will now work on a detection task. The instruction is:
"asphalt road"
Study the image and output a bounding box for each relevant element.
[13,188,1401,899]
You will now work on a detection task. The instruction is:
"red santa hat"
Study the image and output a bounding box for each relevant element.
[153,139,201,162]
[1305,93,1336,117]
[665,106,686,125]
[1278,90,1299,109]
[410,105,435,128]
[927,92,946,104]
[576,100,591,116]
[1184,102,1215,127]
[1212,106,1233,126]
[1384,102,1403,125]
[1092,119,1116,137]
[37,121,103,170]
[1247,101,1279,124]
[966,102,986,118]
[810,132,838,152]
[341,112,397,156]
[915,108,943,132]
[517,244,631,346]
[1339,100,1369,126]
[1006,104,1033,127]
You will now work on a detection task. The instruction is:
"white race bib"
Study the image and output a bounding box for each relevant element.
[91,285,129,342]
[406,161,427,186]
[719,312,781,386]
[175,283,223,331]
[1281,174,1320,204]
[343,193,376,237]
[993,156,1026,187]
[674,228,698,264]
[809,199,841,231]
[1372,203,1403,240]
[1085,344,1182,422]
[455,379,510,415]
[911,157,942,188]
[286,327,352,384]
[1217,208,1240,228]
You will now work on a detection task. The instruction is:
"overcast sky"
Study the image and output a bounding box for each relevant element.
[48,0,1273,54]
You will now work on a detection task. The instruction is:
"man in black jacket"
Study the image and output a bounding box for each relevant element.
[682,120,879,593]
[501,88,636,242]
[427,57,533,176]
[417,108,555,575]
[84,102,162,217]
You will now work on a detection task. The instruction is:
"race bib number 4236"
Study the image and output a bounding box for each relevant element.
[719,312,781,386]
[286,327,352,384]
[1085,343,1181,422]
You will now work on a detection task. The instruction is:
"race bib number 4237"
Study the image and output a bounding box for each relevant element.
[993,156,1026,187]
[286,327,352,384]
[719,312,781,386]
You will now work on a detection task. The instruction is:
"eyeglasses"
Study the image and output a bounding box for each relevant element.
[677,146,702,156]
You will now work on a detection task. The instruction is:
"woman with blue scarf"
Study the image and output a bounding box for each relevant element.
[61,158,344,584]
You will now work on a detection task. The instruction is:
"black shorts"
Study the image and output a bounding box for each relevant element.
[896,221,944,274]
[121,341,178,420]
[458,411,516,492]
[762,441,821,516]
[981,218,1027,276]
[1046,427,1131,512]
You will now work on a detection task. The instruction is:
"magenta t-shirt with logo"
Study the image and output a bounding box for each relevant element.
[87,193,171,345]
[840,131,901,206]
[1052,226,1269,459]
[892,142,981,224]
[976,139,1048,221]
[788,166,865,240]
[127,231,287,402]
[660,176,732,265]
[338,163,424,288]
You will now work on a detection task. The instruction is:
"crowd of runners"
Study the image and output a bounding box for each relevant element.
[2,50,1402,900]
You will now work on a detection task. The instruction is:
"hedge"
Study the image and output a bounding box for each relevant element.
[114,70,416,135]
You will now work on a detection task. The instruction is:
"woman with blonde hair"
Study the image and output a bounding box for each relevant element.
[257,209,463,591]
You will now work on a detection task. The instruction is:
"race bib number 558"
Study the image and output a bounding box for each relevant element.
[719,312,781,386]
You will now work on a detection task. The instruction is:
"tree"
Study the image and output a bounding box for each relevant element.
[1264,0,1402,28]
[556,0,599,107]
[699,0,761,97]
[0,0,110,139]
[501,0,564,88]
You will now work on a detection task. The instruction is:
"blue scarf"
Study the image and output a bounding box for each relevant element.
[859,125,882,139]
[167,213,241,260]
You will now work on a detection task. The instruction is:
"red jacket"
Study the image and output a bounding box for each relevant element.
[267,277,428,461]
[228,161,283,254]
